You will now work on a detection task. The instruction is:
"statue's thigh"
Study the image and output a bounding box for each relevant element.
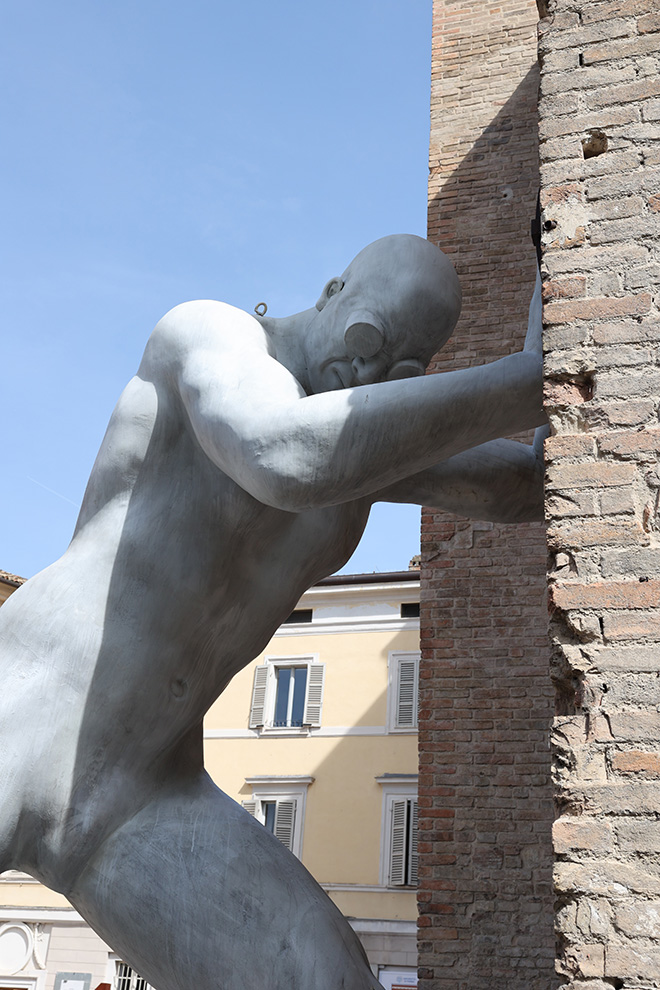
[68,774,381,990]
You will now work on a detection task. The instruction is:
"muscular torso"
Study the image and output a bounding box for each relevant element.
[0,317,370,884]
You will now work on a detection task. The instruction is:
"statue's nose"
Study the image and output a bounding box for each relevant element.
[351,355,388,385]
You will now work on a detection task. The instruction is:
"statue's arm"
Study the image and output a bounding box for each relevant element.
[167,302,545,513]
[375,426,548,523]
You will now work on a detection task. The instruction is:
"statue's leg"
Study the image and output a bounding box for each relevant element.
[68,771,382,990]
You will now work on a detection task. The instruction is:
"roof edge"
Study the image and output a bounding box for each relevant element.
[317,569,419,587]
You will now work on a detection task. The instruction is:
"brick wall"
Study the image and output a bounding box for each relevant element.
[539,1,660,987]
[419,2,555,987]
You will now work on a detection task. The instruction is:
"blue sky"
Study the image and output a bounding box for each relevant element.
[2,0,431,579]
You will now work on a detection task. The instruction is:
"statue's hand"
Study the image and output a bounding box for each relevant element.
[523,269,543,356]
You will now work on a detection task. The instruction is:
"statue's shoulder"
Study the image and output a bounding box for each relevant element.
[143,300,269,370]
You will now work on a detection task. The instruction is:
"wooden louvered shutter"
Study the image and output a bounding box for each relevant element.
[409,799,419,885]
[242,800,258,817]
[303,663,325,727]
[396,656,418,728]
[248,665,269,728]
[389,799,407,885]
[274,800,296,851]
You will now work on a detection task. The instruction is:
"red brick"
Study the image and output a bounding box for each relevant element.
[544,242,649,276]
[598,427,660,458]
[539,106,639,141]
[543,276,588,302]
[606,945,660,979]
[544,434,596,460]
[600,486,636,515]
[639,12,660,33]
[581,0,657,22]
[540,182,584,207]
[543,294,653,325]
[546,462,636,489]
[550,579,660,610]
[602,611,660,641]
[600,399,655,426]
[612,750,660,775]
[586,75,660,109]
[547,519,647,550]
[588,195,645,222]
[552,816,613,854]
[544,379,593,407]
[608,711,660,740]
[592,319,658,344]
[583,34,660,66]
[561,944,605,979]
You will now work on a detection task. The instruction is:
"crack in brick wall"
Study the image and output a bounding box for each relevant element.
[540,1,660,988]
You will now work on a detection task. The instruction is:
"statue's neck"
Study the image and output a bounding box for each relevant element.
[255,308,316,394]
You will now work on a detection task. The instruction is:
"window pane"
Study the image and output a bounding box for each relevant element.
[263,801,276,833]
[282,608,313,624]
[291,667,307,726]
[116,962,132,990]
[274,667,291,726]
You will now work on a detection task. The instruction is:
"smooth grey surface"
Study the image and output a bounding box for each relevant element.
[0,235,545,990]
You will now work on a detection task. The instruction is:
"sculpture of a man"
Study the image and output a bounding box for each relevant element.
[0,235,545,989]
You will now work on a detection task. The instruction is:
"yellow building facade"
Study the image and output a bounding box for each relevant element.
[1,569,420,990]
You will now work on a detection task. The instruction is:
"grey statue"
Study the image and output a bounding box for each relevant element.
[0,235,546,990]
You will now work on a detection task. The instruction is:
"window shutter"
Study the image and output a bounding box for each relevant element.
[396,656,418,728]
[303,663,325,727]
[274,799,296,851]
[241,800,258,817]
[389,799,407,885]
[409,799,419,885]
[248,665,269,728]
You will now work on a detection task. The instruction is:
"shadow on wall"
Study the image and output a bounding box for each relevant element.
[421,64,556,990]
[428,64,542,370]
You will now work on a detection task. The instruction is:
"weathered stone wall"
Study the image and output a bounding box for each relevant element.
[419,2,555,987]
[539,1,660,987]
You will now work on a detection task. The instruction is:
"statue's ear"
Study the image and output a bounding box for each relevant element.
[315,277,344,311]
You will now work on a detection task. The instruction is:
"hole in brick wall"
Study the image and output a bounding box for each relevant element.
[551,641,581,716]
[608,980,624,990]
[543,219,557,231]
[574,372,595,402]
[579,52,585,67]
[582,128,608,159]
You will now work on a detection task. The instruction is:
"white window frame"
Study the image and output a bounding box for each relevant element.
[377,776,419,888]
[378,967,418,989]
[242,776,313,859]
[107,956,153,990]
[387,651,420,733]
[248,654,324,735]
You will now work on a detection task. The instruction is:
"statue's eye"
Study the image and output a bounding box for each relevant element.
[386,359,426,381]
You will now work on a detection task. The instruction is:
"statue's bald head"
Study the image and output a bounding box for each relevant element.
[316,234,461,373]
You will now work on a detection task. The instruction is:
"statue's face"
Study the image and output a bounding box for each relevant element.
[303,235,461,395]
[305,319,428,394]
